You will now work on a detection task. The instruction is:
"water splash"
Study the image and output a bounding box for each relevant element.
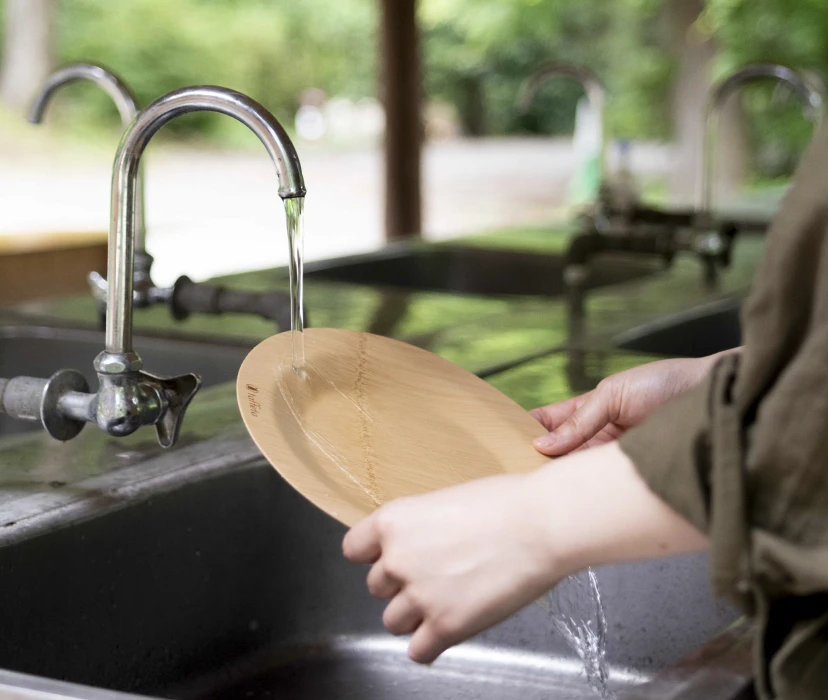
[284,196,305,372]
[537,569,615,699]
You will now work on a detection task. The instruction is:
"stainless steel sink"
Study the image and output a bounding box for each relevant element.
[0,459,737,700]
[305,245,660,297]
[614,299,742,358]
[0,326,250,435]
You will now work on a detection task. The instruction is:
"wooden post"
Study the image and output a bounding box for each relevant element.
[380,0,422,240]
[666,0,714,205]
[0,0,55,111]
[665,0,747,206]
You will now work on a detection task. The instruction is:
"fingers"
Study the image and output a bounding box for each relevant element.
[342,515,382,564]
[576,424,625,452]
[408,620,460,665]
[533,388,614,456]
[530,394,589,432]
[383,593,423,635]
[367,561,402,599]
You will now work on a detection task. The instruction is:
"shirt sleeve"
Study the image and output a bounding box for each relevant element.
[617,118,828,700]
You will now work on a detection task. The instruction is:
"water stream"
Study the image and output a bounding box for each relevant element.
[537,569,615,699]
[285,196,306,372]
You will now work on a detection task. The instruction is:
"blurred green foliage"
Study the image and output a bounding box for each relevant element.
[704,0,827,175]
[54,0,377,140]
[422,0,673,139]
[1,0,825,158]
[41,0,673,141]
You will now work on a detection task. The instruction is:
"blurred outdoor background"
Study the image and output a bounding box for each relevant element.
[0,0,822,285]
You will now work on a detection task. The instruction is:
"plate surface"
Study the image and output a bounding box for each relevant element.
[237,329,549,525]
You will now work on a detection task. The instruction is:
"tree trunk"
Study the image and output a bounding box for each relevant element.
[666,0,747,208]
[380,0,423,241]
[1,0,56,111]
[714,90,748,206]
[459,74,486,137]
[666,0,714,205]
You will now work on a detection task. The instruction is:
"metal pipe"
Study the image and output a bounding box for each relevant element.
[698,64,824,216]
[104,85,305,355]
[28,63,149,263]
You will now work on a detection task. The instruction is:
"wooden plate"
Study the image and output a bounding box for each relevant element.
[237,329,549,526]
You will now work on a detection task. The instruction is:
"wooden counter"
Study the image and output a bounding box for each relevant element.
[0,231,107,304]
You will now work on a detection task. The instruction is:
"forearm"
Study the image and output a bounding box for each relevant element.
[674,347,743,392]
[525,442,709,579]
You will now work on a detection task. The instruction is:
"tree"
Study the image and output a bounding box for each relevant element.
[1,0,56,110]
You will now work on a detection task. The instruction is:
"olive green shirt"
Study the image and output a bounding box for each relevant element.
[621,122,828,700]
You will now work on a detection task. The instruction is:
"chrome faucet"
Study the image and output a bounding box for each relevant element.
[28,63,154,295]
[517,63,607,181]
[0,86,305,448]
[698,63,823,220]
[691,64,824,284]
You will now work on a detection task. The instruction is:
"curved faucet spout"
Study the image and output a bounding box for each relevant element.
[28,62,139,126]
[28,63,150,274]
[699,63,824,216]
[517,62,606,175]
[517,63,605,113]
[104,85,306,357]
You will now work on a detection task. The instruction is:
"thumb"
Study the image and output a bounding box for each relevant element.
[533,389,613,456]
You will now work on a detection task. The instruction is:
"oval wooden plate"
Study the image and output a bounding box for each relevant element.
[237,329,549,526]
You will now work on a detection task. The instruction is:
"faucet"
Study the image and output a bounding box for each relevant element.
[0,86,305,448]
[517,62,607,182]
[698,63,823,221]
[694,63,824,283]
[28,63,154,296]
[30,64,296,330]
[518,63,644,231]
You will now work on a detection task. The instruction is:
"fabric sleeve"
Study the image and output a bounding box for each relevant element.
[617,122,828,699]
[619,310,828,700]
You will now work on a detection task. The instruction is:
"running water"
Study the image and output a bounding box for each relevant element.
[537,568,615,699]
[284,196,306,372]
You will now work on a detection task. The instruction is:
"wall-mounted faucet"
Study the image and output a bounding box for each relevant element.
[517,62,607,187]
[28,63,154,297]
[0,86,305,448]
[698,63,823,220]
[691,64,824,284]
[30,64,296,330]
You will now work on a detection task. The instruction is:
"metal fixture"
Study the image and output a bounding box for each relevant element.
[0,86,305,448]
[30,64,295,329]
[518,64,648,233]
[698,63,823,219]
[517,62,607,179]
[29,63,154,296]
[691,64,824,284]
[567,64,824,294]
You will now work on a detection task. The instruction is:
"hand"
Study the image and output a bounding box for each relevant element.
[342,443,707,665]
[531,352,733,456]
[342,473,558,664]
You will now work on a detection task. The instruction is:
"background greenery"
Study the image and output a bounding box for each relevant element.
[2,0,826,165]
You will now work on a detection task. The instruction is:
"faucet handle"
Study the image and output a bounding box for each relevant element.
[88,270,171,310]
[88,271,109,304]
[139,370,202,448]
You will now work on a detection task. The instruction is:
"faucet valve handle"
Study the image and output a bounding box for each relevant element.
[141,370,202,448]
[88,271,109,304]
[88,270,171,310]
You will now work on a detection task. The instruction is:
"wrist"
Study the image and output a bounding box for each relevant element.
[522,443,708,580]
[701,346,741,372]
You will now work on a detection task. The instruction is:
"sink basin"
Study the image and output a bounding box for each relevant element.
[0,326,250,435]
[0,460,736,699]
[305,245,660,297]
[614,299,742,358]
